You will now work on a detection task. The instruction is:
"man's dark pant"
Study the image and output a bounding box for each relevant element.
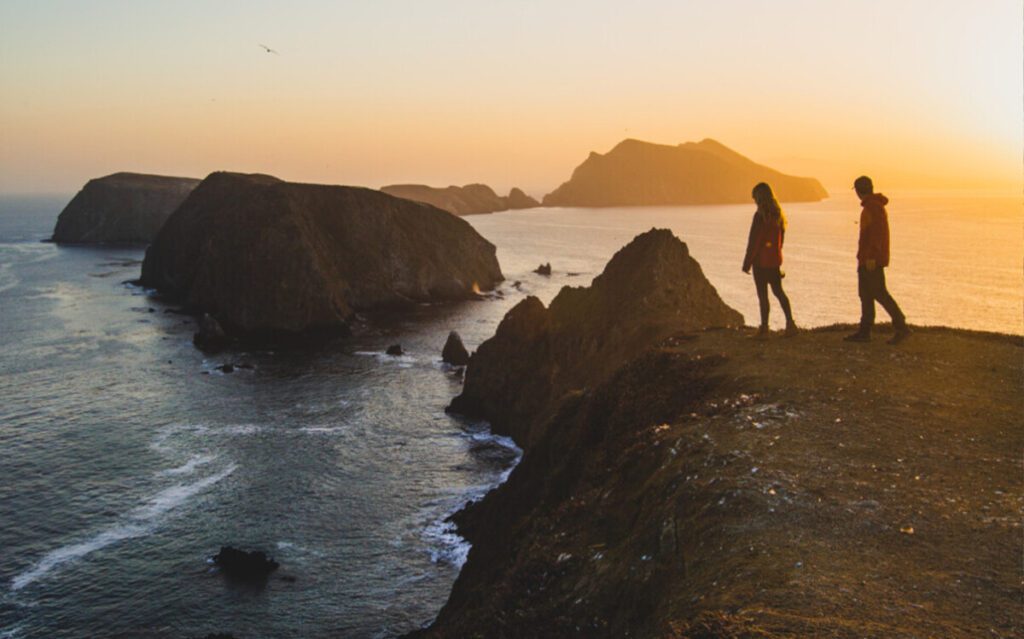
[858,266,906,334]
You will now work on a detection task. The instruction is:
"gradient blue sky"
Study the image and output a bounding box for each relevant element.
[1,0,1021,195]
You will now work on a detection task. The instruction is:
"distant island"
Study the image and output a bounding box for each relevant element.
[542,138,827,206]
[382,183,540,216]
[139,172,503,337]
[51,172,200,244]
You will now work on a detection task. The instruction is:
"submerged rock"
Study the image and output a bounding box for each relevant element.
[442,331,470,366]
[542,138,827,206]
[212,546,279,581]
[51,173,200,244]
[140,172,503,336]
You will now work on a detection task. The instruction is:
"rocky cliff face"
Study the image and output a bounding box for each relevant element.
[412,230,1021,638]
[381,183,539,215]
[449,228,743,447]
[542,138,827,207]
[51,173,200,244]
[139,172,503,335]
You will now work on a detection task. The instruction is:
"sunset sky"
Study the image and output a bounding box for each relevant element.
[1,0,1021,196]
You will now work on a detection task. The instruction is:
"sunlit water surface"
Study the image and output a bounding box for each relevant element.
[0,191,1019,638]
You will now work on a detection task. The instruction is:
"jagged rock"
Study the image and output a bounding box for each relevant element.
[542,138,827,206]
[506,188,540,209]
[533,263,552,276]
[212,546,279,581]
[386,344,404,356]
[193,314,228,353]
[442,331,470,366]
[51,173,199,244]
[140,172,503,336]
[449,228,743,446]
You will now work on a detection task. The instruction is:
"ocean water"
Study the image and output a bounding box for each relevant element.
[0,191,1020,638]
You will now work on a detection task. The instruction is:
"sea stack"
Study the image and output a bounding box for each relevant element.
[140,173,503,336]
[542,138,827,206]
[449,228,743,445]
[51,173,200,244]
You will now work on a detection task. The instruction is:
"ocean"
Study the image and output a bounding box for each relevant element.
[0,190,1020,638]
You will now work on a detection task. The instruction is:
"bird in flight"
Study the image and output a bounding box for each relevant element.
[258,43,279,55]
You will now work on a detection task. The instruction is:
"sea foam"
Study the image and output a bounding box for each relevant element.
[10,464,236,591]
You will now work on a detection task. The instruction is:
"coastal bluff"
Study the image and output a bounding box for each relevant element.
[51,172,200,244]
[542,138,827,207]
[381,183,540,216]
[412,231,1021,638]
[139,172,503,335]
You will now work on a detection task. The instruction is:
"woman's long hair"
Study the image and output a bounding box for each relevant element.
[752,182,787,230]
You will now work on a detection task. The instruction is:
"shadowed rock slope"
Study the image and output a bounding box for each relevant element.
[51,172,200,244]
[140,172,502,334]
[449,228,743,447]
[543,138,827,207]
[382,183,540,215]
[413,232,1020,638]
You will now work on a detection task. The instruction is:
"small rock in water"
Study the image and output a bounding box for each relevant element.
[534,262,552,276]
[212,546,279,582]
[193,313,228,353]
[216,363,235,373]
[442,331,470,366]
[386,344,403,356]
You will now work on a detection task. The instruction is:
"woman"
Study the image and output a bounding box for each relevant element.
[742,182,797,338]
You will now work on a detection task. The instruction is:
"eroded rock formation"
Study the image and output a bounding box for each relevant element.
[381,184,539,215]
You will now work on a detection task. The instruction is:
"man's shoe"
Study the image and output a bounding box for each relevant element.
[888,327,911,345]
[844,332,870,343]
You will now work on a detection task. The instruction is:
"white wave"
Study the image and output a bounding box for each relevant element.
[0,264,18,295]
[354,350,418,367]
[10,465,236,591]
[298,426,348,434]
[157,453,217,476]
[422,519,471,568]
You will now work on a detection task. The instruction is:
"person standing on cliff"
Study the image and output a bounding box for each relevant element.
[743,182,797,339]
[844,175,911,344]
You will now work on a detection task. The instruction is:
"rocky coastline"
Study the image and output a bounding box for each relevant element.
[381,183,540,216]
[410,230,1021,638]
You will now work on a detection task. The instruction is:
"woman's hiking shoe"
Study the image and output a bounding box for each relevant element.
[784,322,799,337]
[753,326,770,340]
[888,327,912,345]
[844,332,870,342]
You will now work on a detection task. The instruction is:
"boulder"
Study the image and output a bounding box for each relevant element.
[140,173,503,336]
[193,313,228,352]
[542,138,827,206]
[51,173,199,244]
[533,263,552,276]
[442,331,470,366]
[449,228,743,446]
[212,546,279,581]
[386,344,404,356]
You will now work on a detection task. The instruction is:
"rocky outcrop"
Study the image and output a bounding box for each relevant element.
[51,173,200,244]
[449,228,743,446]
[506,188,541,210]
[140,173,503,335]
[212,546,279,582]
[542,138,827,207]
[442,331,470,366]
[381,184,539,215]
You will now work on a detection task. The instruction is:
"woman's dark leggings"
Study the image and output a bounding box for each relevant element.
[753,266,793,327]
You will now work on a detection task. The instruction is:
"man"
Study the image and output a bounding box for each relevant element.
[844,175,910,344]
